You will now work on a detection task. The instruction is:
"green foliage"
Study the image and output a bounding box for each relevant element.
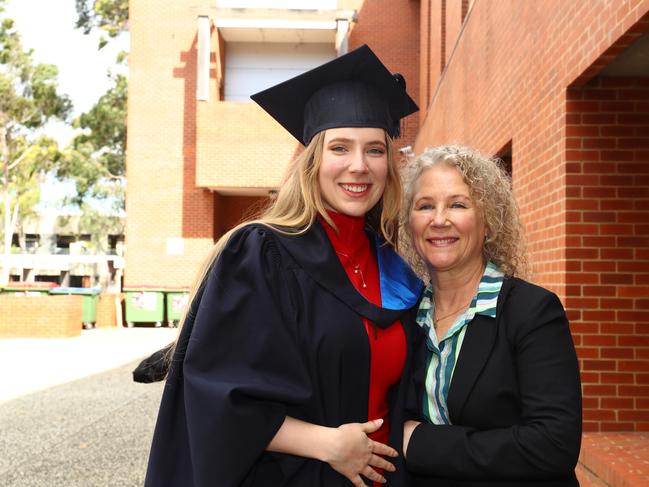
[75,72,126,176]
[75,0,129,49]
[57,201,124,254]
[66,0,127,203]
[0,2,71,267]
[0,17,72,128]
[58,70,126,206]
[3,136,60,245]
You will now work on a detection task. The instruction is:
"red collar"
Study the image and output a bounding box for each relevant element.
[318,211,368,255]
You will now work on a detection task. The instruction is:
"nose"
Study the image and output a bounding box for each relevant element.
[430,207,448,227]
[348,148,369,173]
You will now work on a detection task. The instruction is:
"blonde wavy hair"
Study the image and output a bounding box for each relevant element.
[400,145,528,279]
[170,129,400,359]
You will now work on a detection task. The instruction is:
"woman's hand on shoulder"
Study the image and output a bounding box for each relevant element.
[323,418,397,486]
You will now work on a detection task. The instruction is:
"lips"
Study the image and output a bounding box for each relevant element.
[340,183,370,195]
[427,237,458,246]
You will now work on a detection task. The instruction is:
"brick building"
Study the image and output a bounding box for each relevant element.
[127,1,649,482]
[413,1,649,484]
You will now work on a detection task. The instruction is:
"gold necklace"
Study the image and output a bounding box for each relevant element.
[432,298,472,329]
[334,250,368,288]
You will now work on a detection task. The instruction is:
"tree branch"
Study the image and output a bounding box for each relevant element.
[7,149,30,172]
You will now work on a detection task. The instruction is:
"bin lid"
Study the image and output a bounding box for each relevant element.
[123,288,168,293]
[5,282,58,290]
[49,286,102,295]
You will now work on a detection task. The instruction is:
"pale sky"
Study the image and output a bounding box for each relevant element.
[5,0,129,144]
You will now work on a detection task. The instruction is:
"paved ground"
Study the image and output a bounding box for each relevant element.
[5,328,647,487]
[0,328,176,486]
[0,328,176,403]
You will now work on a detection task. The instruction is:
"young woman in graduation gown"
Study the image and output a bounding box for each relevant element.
[144,45,424,487]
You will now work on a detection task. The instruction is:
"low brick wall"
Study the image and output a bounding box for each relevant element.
[95,294,122,328]
[0,295,83,337]
[576,432,649,486]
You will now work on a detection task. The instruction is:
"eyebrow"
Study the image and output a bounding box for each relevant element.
[326,137,386,146]
[415,194,471,201]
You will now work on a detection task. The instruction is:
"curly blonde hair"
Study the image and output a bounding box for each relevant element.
[400,145,528,278]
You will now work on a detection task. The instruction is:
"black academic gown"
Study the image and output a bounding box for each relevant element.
[406,278,582,487]
[144,221,423,487]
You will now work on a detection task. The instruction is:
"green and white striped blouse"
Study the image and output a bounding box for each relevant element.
[416,261,505,424]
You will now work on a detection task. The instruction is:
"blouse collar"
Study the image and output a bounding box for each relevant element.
[318,210,368,255]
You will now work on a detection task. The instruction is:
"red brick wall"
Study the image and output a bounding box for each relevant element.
[444,0,463,67]
[415,0,649,431]
[415,0,649,291]
[349,0,420,147]
[0,296,82,337]
[95,293,120,328]
[419,0,444,122]
[566,77,649,432]
[213,194,269,240]
[126,0,216,289]
[195,102,301,190]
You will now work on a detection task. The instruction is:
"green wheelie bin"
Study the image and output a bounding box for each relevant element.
[3,282,57,296]
[165,290,190,327]
[124,288,165,327]
[49,287,102,329]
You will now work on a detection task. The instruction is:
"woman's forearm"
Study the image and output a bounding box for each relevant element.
[267,416,333,462]
[402,420,421,459]
[267,416,397,485]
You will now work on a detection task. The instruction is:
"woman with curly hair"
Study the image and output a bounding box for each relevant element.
[400,145,582,486]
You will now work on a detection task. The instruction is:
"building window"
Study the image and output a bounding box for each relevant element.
[216,0,337,9]
[55,235,90,254]
[26,234,40,251]
[56,235,75,253]
[69,275,84,287]
[496,141,513,177]
[108,234,124,255]
[35,275,59,284]
[11,233,40,251]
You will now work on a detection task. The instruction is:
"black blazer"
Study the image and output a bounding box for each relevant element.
[407,277,582,487]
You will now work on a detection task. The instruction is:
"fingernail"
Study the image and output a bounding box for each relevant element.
[375,418,383,425]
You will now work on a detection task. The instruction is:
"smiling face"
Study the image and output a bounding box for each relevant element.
[318,127,389,217]
[409,163,486,277]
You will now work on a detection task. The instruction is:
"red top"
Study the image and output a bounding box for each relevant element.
[320,212,407,458]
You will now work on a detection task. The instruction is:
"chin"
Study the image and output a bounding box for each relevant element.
[425,258,457,273]
[335,205,371,217]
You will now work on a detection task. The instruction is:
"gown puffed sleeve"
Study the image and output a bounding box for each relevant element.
[145,225,311,487]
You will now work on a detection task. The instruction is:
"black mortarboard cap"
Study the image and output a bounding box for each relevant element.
[251,44,419,145]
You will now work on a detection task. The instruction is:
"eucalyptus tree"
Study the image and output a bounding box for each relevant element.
[0,1,71,283]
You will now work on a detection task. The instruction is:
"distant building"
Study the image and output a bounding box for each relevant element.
[7,213,124,291]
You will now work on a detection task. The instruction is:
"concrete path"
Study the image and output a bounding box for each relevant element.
[0,328,177,486]
[0,328,176,403]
